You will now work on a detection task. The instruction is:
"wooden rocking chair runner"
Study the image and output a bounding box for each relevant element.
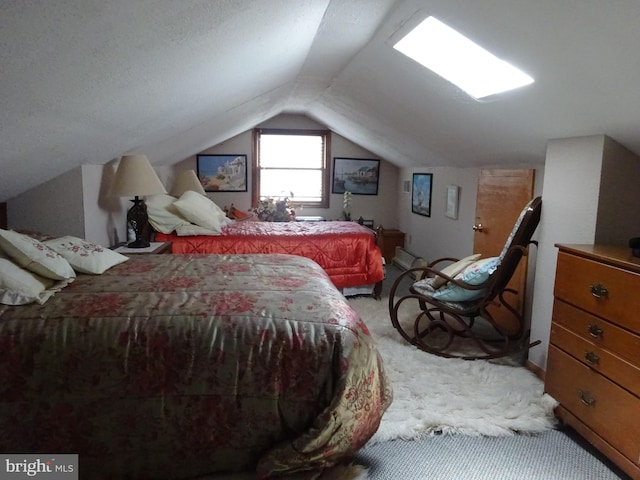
[388,196,542,360]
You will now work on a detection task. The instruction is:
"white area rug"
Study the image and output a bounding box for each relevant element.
[348,297,558,444]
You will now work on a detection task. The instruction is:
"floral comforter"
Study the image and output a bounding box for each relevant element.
[155,221,385,289]
[0,254,392,479]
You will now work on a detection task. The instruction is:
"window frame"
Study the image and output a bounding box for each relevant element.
[251,128,331,208]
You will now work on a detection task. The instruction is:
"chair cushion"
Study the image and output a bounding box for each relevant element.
[412,254,481,295]
[431,253,481,288]
[431,257,500,302]
[498,197,537,260]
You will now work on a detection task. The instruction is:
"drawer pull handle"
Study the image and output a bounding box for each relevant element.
[588,324,603,338]
[578,390,596,407]
[584,351,600,365]
[590,283,608,299]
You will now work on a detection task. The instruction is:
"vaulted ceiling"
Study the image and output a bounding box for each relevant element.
[3,0,640,202]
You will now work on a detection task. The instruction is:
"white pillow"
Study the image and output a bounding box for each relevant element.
[431,253,481,288]
[0,251,57,305]
[0,229,76,281]
[45,236,129,274]
[146,194,192,234]
[172,191,227,233]
[175,224,221,236]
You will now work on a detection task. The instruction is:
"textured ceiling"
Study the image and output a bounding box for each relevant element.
[2,0,640,202]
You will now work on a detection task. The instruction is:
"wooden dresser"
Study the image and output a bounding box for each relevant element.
[546,244,640,479]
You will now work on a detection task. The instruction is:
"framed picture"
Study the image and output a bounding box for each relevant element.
[445,185,460,219]
[412,173,433,217]
[332,157,380,195]
[196,154,247,192]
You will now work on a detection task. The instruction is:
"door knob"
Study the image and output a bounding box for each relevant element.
[472,223,484,232]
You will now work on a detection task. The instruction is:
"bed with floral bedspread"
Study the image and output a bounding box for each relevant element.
[0,253,392,479]
[155,221,385,292]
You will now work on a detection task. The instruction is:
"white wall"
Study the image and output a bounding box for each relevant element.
[81,164,120,246]
[173,113,401,229]
[396,165,545,263]
[7,167,85,238]
[396,166,479,263]
[3,113,399,242]
[528,134,640,371]
[596,136,640,244]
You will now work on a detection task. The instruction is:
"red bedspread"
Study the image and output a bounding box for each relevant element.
[156,220,384,288]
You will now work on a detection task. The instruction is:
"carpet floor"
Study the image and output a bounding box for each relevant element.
[349,265,629,480]
[354,428,628,479]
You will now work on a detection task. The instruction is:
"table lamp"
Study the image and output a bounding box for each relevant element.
[170,170,206,196]
[111,154,166,248]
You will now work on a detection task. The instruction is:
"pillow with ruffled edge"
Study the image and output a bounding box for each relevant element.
[432,256,501,302]
[44,236,129,274]
[146,194,192,234]
[172,191,227,233]
[0,250,55,305]
[0,229,76,281]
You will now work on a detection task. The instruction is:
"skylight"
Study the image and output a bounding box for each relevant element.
[393,16,534,100]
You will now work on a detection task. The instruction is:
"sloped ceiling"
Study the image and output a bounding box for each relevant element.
[2,0,640,202]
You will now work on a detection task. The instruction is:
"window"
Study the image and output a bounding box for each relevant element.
[252,128,330,208]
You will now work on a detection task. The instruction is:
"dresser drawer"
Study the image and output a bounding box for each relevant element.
[546,345,640,464]
[554,251,640,333]
[552,299,640,366]
[550,321,640,398]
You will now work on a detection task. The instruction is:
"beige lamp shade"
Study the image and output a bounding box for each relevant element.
[171,170,206,196]
[110,154,167,197]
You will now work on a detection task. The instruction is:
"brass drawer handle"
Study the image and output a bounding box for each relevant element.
[590,283,608,299]
[588,324,604,338]
[584,351,600,365]
[578,390,596,407]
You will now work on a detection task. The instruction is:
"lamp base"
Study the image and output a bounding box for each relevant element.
[127,238,150,249]
[126,196,150,248]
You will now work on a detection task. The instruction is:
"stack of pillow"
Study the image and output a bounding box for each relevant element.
[412,254,501,302]
[0,229,128,306]
[146,190,234,236]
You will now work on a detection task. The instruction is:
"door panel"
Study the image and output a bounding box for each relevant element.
[473,169,535,333]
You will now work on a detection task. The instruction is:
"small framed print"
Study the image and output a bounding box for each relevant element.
[197,154,247,192]
[411,173,433,217]
[446,185,460,220]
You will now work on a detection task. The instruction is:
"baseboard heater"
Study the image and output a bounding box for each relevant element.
[392,247,428,280]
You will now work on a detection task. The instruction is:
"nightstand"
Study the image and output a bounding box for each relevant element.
[375,226,405,263]
[113,241,172,255]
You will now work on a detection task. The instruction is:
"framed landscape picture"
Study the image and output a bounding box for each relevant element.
[197,154,247,192]
[332,157,380,195]
[412,173,433,217]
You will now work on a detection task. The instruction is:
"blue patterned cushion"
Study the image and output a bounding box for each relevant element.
[431,257,500,302]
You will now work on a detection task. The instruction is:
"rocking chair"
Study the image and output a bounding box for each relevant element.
[388,196,542,360]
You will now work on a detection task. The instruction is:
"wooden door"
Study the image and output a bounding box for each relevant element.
[473,169,535,334]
